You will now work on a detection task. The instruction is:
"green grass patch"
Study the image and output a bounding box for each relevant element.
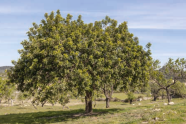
[0,97,186,123]
[112,93,146,99]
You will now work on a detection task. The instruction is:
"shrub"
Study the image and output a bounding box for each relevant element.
[127,92,136,104]
[110,97,121,102]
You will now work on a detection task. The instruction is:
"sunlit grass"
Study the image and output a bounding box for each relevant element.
[112,92,146,100]
[0,95,186,124]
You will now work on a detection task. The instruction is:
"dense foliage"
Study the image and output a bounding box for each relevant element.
[7,10,152,112]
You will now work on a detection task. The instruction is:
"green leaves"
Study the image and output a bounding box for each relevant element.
[7,10,152,108]
[0,77,16,100]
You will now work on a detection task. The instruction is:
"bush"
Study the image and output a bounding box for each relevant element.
[110,97,121,102]
[122,99,129,103]
[142,113,151,121]
[127,92,136,104]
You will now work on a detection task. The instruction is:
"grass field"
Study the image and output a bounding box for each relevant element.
[0,93,186,124]
[112,93,146,100]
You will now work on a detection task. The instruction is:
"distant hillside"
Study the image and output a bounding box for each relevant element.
[0,66,12,73]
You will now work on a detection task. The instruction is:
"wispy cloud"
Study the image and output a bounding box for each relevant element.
[1,1,186,29]
[0,5,44,14]
[109,2,186,29]
[153,53,186,57]
[0,29,28,37]
[61,11,109,17]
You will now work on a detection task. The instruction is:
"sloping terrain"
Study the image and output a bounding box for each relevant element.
[0,66,12,73]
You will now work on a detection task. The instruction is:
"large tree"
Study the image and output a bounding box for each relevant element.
[7,10,152,113]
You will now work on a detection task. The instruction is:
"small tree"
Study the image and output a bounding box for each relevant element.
[159,89,166,100]
[58,94,70,109]
[0,77,6,105]
[149,80,162,101]
[17,92,31,106]
[0,78,16,106]
[150,58,186,103]
[170,81,186,98]
[127,92,136,104]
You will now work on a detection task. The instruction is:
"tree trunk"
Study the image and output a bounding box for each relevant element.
[42,103,44,107]
[85,91,92,113]
[106,97,110,108]
[166,89,171,103]
[41,101,46,107]
[11,99,13,106]
[153,95,157,101]
[130,99,133,104]
[161,95,164,100]
[103,84,113,109]
[32,103,37,109]
[94,101,96,108]
[8,99,10,106]
[63,105,69,109]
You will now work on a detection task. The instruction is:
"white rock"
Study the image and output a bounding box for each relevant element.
[143,97,148,100]
[153,109,161,111]
[155,117,159,120]
[168,102,174,105]
[164,103,168,105]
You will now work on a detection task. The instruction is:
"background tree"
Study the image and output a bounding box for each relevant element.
[17,92,31,106]
[163,58,186,103]
[97,17,152,108]
[159,89,166,100]
[0,77,6,104]
[170,81,186,98]
[0,77,16,106]
[150,58,186,103]
[149,80,162,101]
[149,59,166,101]
[127,91,136,104]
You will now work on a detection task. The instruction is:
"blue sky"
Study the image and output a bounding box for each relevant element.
[0,0,186,66]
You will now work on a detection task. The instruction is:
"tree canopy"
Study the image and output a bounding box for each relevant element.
[7,10,152,113]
